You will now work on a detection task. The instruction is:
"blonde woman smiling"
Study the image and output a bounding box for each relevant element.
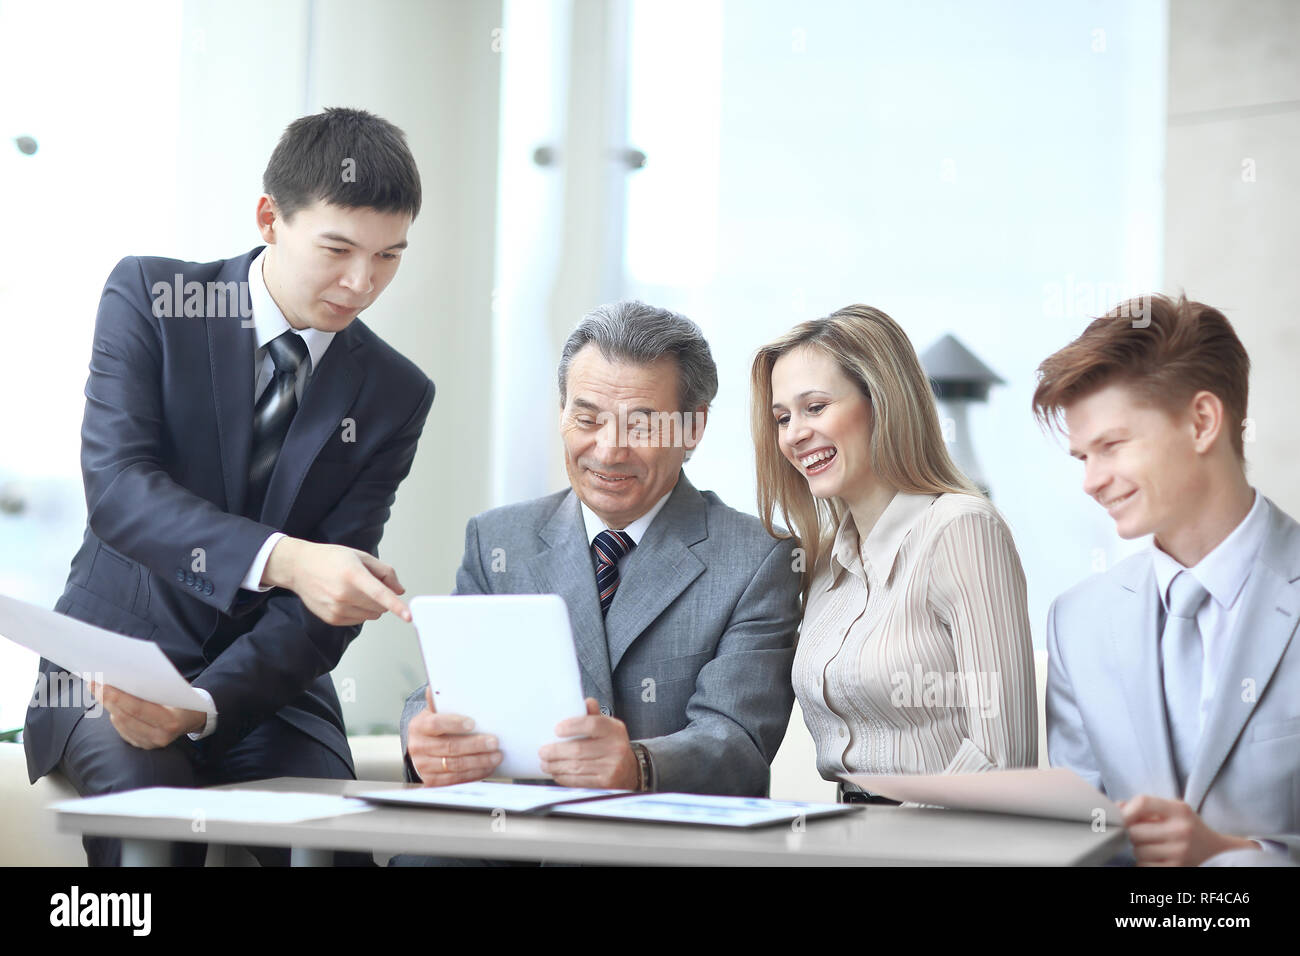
[752,305,1036,802]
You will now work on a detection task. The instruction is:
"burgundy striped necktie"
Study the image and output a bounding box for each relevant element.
[592,529,636,617]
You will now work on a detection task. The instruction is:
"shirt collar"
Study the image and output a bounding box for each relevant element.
[578,488,673,548]
[827,491,938,588]
[248,247,335,372]
[827,509,860,588]
[861,491,939,579]
[1151,488,1269,612]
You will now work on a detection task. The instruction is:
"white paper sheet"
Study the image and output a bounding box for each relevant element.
[358,781,627,813]
[842,767,1123,824]
[0,592,212,713]
[52,788,375,824]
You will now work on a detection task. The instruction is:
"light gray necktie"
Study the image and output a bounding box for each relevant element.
[1161,570,1209,793]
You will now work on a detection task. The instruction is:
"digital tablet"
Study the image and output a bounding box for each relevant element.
[410,594,588,780]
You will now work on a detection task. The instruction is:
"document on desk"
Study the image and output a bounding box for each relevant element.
[0,592,213,713]
[547,793,860,828]
[841,768,1123,824]
[52,788,375,824]
[359,784,856,828]
[358,781,628,813]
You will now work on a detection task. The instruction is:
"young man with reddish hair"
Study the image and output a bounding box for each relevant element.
[1034,294,1299,866]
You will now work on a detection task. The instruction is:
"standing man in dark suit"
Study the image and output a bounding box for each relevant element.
[23,107,435,866]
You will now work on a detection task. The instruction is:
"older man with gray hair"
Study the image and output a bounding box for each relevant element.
[398,300,800,807]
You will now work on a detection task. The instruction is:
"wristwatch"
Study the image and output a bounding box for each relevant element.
[630,742,655,792]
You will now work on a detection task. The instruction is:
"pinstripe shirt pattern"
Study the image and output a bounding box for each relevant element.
[794,491,1038,783]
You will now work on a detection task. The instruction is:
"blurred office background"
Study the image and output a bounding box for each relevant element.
[0,0,1296,737]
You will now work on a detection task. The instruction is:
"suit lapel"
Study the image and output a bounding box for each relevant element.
[1185,500,1300,810]
[527,492,613,700]
[604,473,707,674]
[206,252,259,516]
[1111,556,1181,797]
[259,324,365,528]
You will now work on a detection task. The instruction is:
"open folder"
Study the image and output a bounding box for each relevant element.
[359,782,859,828]
[0,592,213,714]
[842,767,1123,825]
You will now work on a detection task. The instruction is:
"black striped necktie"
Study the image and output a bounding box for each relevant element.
[592,529,636,617]
[246,330,309,517]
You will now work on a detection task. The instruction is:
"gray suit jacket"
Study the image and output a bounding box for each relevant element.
[400,472,801,796]
[1047,495,1300,861]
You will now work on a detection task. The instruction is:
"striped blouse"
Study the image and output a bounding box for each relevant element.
[793,491,1037,783]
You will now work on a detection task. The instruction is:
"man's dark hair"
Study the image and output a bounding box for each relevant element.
[262,107,422,222]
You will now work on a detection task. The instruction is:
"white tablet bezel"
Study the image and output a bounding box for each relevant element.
[409,594,588,780]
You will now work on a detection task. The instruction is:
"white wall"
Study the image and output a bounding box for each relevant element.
[0,0,187,732]
[621,0,1169,648]
[1164,0,1300,518]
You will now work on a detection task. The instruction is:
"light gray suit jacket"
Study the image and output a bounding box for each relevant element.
[400,472,801,796]
[1047,495,1300,861]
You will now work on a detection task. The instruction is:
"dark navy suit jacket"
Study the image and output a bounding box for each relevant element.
[24,247,435,782]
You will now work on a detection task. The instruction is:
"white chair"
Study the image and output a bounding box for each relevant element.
[0,743,84,866]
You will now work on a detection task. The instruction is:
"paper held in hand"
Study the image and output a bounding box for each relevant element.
[842,767,1124,825]
[0,592,213,714]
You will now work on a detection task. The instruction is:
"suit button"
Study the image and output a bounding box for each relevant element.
[175,569,185,582]
[204,581,215,596]
[185,571,195,586]
[599,705,611,717]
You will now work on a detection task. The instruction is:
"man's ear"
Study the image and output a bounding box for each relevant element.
[255,195,279,244]
[682,405,709,450]
[1189,390,1225,455]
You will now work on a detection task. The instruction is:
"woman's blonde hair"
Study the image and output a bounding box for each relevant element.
[751,304,979,598]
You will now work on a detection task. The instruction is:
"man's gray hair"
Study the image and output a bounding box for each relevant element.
[557,300,719,411]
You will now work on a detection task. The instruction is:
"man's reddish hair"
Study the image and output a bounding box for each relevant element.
[1032,294,1250,459]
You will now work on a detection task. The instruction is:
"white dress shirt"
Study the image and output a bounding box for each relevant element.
[1149,489,1284,854]
[1150,489,1269,737]
[238,247,336,594]
[191,248,335,740]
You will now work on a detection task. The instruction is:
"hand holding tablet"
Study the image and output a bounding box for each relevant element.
[409,595,590,781]
[538,697,642,790]
[405,685,506,786]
